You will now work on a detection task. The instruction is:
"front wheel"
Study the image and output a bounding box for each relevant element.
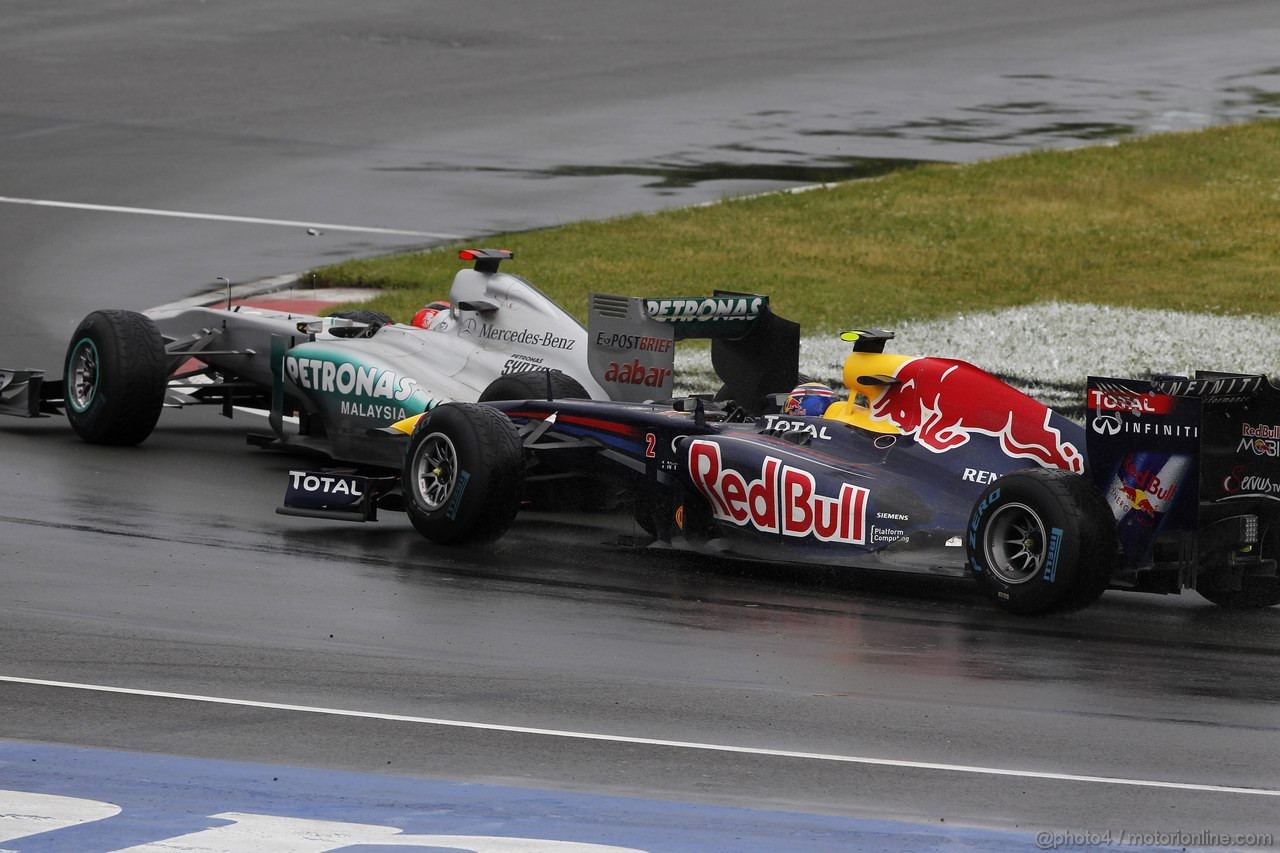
[328,309,393,338]
[479,369,588,403]
[966,468,1118,615]
[330,309,393,326]
[64,309,168,445]
[402,403,524,545]
[478,369,593,511]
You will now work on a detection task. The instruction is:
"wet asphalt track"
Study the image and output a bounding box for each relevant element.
[2,410,1279,844]
[3,1,1280,848]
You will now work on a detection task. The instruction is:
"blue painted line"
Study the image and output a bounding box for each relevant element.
[0,740,1055,852]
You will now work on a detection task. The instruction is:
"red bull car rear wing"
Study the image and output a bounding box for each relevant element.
[1085,372,1280,600]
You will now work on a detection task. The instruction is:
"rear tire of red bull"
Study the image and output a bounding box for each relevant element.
[966,468,1118,615]
[402,402,524,545]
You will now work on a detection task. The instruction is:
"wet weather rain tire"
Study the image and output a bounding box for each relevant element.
[328,309,393,337]
[402,402,524,545]
[966,468,1118,615]
[479,369,588,403]
[478,369,593,511]
[330,309,393,326]
[64,309,167,446]
[1197,579,1280,609]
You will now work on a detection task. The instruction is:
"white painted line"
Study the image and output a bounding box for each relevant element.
[150,274,306,312]
[4,675,1278,798]
[0,196,463,239]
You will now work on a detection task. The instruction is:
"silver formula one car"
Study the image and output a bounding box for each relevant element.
[1,250,613,467]
[1,250,799,470]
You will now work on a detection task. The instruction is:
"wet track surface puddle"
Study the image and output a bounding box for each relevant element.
[377,155,931,192]
[370,63,1280,203]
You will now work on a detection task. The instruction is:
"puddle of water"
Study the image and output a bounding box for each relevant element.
[376,155,929,191]
[1226,86,1280,108]
[370,63,1279,201]
[840,66,1280,151]
[803,115,1137,145]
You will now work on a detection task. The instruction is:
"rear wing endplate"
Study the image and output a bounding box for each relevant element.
[587,292,799,415]
[1085,372,1280,567]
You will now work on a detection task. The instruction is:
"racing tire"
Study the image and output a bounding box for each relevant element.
[966,468,1118,615]
[402,402,524,545]
[329,309,393,337]
[479,369,595,511]
[1196,579,1280,609]
[330,309,393,325]
[479,369,588,403]
[64,309,167,446]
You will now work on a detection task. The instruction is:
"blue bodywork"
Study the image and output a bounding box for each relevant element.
[493,395,1086,579]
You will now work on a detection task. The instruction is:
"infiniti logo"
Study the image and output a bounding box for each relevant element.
[1092,412,1122,436]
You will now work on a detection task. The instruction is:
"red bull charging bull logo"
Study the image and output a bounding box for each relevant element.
[866,358,1083,473]
[1121,484,1155,516]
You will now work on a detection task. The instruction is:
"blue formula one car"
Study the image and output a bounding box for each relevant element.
[281,320,1280,615]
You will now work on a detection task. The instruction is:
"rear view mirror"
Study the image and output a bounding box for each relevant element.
[672,396,708,426]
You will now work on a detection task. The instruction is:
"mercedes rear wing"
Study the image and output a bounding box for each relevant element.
[587,292,799,416]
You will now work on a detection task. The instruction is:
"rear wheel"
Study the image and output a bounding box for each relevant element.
[402,403,524,544]
[479,369,588,403]
[966,468,1118,615]
[64,309,167,446]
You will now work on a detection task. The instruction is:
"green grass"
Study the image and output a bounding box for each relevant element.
[314,120,1280,329]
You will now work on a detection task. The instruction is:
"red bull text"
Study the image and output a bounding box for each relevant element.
[687,439,869,544]
[1104,451,1190,561]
